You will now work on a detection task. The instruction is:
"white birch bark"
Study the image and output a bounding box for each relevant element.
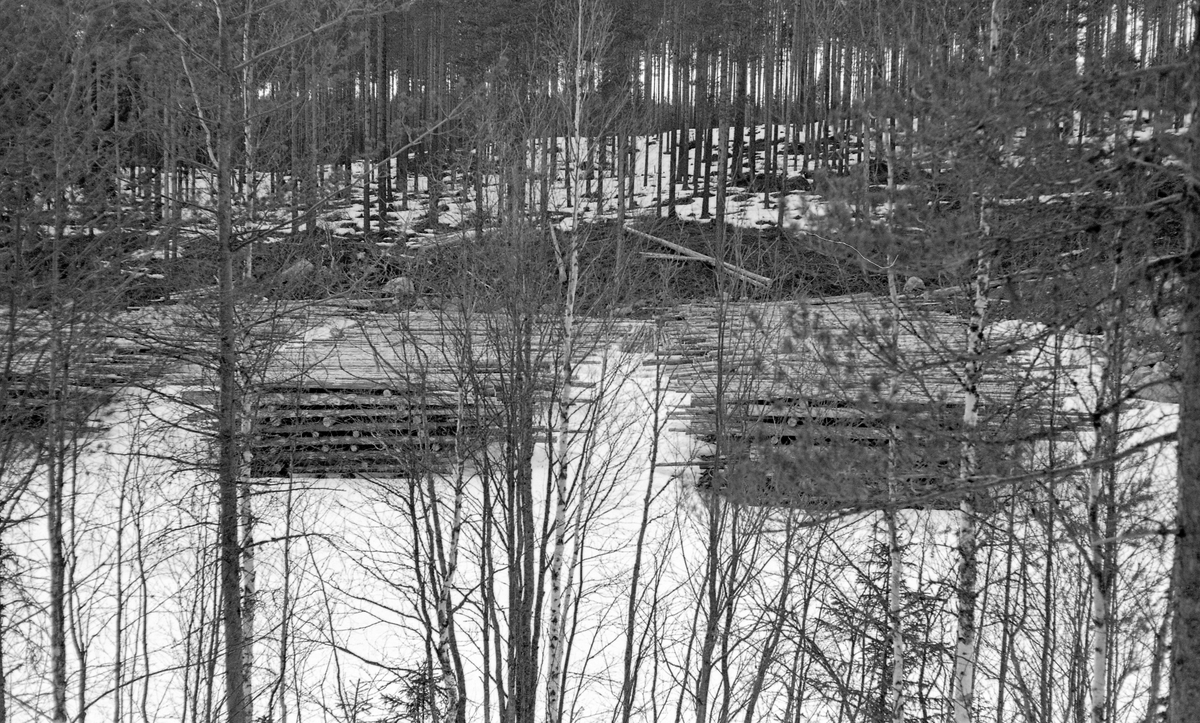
[1089,504,1109,723]
[953,4,1002,720]
[953,243,990,723]
[434,377,468,722]
[545,306,573,723]
[545,4,589,720]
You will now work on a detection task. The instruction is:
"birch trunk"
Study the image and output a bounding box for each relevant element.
[953,4,1001,719]
[545,4,588,718]
[428,372,467,723]
[952,247,989,723]
[1145,582,1170,723]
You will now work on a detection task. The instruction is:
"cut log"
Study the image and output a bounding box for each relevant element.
[640,252,701,262]
[623,225,772,288]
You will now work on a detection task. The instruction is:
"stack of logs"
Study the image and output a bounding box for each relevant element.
[650,296,1083,510]
[3,311,173,435]
[249,308,625,479]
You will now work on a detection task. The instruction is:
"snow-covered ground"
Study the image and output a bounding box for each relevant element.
[2,302,1178,723]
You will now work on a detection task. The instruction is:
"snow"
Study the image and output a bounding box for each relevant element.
[4,302,1177,722]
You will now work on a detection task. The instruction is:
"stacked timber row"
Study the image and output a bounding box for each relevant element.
[2,310,176,436]
[653,296,1084,510]
[250,306,628,479]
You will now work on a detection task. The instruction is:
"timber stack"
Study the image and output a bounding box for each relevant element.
[650,295,1087,511]
[249,306,626,479]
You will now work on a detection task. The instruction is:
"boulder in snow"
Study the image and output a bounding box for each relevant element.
[281,258,315,278]
[383,276,416,297]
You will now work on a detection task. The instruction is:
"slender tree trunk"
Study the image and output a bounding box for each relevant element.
[377,11,389,228]
[1090,245,1126,723]
[474,133,485,235]
[48,84,72,723]
[887,508,905,723]
[618,336,668,723]
[730,59,746,182]
[996,495,1017,723]
[113,478,127,723]
[743,517,796,723]
[204,556,219,723]
[952,245,989,723]
[0,578,6,723]
[289,47,300,237]
[1042,408,1058,723]
[715,98,729,230]
[693,57,706,191]
[134,489,151,723]
[216,5,247,722]
[48,415,67,723]
[1146,583,1171,723]
[240,450,255,723]
[444,400,468,723]
[547,10,587,715]
[693,500,723,723]
[242,0,256,220]
[481,460,497,723]
[420,348,468,723]
[953,4,1002,718]
[273,477,293,723]
[1169,8,1200,719]
[885,269,905,723]
[361,30,372,237]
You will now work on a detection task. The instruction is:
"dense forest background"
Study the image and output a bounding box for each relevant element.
[1,2,1199,723]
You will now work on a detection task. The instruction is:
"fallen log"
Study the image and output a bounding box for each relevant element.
[623,225,772,288]
[639,252,700,262]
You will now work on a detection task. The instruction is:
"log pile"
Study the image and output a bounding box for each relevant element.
[4,294,1087,495]
[651,295,1086,510]
[249,307,625,479]
[2,310,176,435]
